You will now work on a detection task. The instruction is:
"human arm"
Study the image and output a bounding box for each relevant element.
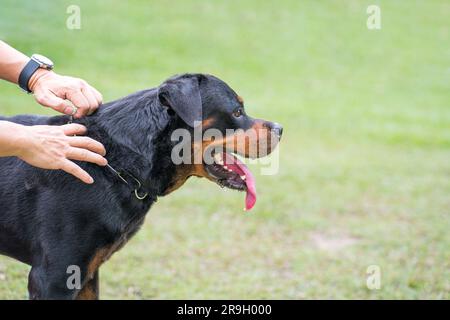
[0,121,107,184]
[0,40,102,118]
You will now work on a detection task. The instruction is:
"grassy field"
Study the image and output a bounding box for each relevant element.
[0,0,449,299]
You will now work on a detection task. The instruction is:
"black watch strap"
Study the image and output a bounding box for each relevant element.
[18,59,41,93]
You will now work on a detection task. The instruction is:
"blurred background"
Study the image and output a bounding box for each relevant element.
[0,0,448,299]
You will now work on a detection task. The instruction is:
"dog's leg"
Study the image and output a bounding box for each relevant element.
[28,259,94,300]
[76,270,99,300]
[28,265,76,300]
[28,266,44,300]
[28,266,79,300]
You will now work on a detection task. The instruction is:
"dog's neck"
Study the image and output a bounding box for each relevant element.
[79,89,179,197]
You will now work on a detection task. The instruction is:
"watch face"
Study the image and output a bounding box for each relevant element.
[31,54,54,69]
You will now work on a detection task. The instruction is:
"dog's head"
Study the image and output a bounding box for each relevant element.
[158,74,282,210]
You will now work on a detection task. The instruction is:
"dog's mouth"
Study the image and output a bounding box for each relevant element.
[204,152,256,211]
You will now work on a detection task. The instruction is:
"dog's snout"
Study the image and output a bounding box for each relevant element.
[264,122,283,139]
[272,123,283,139]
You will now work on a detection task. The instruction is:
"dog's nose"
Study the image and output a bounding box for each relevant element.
[271,122,283,139]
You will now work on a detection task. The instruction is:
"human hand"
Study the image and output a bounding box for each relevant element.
[16,123,107,184]
[29,69,103,119]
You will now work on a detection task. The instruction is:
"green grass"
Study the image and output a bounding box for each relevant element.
[0,0,449,299]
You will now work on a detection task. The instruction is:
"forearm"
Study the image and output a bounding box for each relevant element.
[0,121,27,157]
[0,40,30,84]
[0,41,54,101]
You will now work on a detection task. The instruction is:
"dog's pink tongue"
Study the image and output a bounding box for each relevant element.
[222,153,257,211]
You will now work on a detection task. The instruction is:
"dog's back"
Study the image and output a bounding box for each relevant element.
[0,114,51,126]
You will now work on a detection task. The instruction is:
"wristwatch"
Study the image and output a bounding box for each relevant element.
[18,54,54,93]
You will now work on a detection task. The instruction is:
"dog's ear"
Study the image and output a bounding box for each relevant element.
[158,76,202,127]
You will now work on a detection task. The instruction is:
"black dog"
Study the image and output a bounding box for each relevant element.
[0,74,282,299]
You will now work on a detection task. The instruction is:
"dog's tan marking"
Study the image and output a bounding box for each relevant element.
[199,119,274,159]
[164,166,192,195]
[76,281,98,300]
[201,118,215,128]
[87,239,128,277]
[87,247,111,277]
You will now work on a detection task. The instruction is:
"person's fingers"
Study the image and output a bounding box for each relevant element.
[91,86,103,105]
[60,123,87,136]
[81,87,99,115]
[60,159,94,184]
[66,136,106,156]
[34,91,74,115]
[66,90,90,118]
[66,147,108,167]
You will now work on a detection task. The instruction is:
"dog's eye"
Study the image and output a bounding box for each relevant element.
[232,108,243,118]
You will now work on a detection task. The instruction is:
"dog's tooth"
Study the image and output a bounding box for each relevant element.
[228,169,233,172]
[224,165,228,170]
[240,175,246,180]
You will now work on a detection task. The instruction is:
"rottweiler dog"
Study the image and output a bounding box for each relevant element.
[0,74,282,299]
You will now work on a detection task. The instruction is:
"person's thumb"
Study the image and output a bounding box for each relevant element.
[34,91,75,115]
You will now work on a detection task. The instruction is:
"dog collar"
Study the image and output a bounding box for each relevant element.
[105,164,148,200]
[67,115,148,200]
